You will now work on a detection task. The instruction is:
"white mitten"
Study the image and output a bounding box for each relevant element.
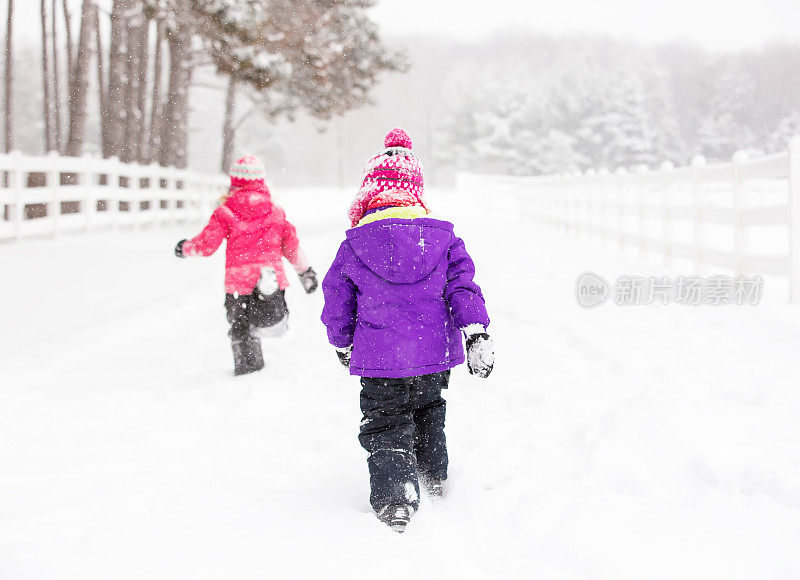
[463,324,494,378]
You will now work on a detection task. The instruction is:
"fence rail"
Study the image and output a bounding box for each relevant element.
[457,136,800,301]
[0,151,227,242]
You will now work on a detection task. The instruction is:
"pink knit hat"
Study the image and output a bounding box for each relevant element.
[229,155,266,188]
[348,128,427,227]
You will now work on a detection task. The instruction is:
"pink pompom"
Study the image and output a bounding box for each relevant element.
[384,127,412,150]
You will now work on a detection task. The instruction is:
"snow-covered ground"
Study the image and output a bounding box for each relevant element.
[2,188,800,579]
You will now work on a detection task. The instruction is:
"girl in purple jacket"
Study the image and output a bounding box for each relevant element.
[321,128,494,532]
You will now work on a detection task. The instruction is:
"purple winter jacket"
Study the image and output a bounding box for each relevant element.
[321,217,489,378]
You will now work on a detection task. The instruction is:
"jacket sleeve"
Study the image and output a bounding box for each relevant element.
[280,211,311,274]
[182,208,229,257]
[445,235,490,329]
[321,241,358,348]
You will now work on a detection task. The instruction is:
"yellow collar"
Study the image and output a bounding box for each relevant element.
[357,206,428,227]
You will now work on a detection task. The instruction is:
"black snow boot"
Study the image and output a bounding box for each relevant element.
[377,504,413,533]
[231,336,264,376]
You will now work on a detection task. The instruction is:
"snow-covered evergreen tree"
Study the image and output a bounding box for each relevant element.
[696,66,760,160]
[437,36,800,176]
[766,111,800,153]
[438,46,684,175]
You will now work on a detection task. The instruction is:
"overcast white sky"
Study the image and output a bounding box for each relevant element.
[7,0,800,51]
[371,0,800,51]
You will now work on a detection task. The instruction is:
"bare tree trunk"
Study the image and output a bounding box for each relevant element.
[4,0,14,153]
[51,0,63,152]
[94,1,107,154]
[105,0,130,158]
[61,0,73,76]
[65,0,93,157]
[122,16,149,163]
[62,0,74,144]
[221,75,237,172]
[40,0,53,151]
[121,15,143,163]
[135,21,150,163]
[147,19,164,165]
[160,3,192,169]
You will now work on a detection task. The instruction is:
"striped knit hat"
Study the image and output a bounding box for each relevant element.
[348,128,427,227]
[229,155,266,187]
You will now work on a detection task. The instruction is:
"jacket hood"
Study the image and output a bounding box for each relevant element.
[224,184,273,220]
[346,218,453,284]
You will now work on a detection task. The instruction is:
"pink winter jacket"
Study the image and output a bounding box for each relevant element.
[182,183,309,294]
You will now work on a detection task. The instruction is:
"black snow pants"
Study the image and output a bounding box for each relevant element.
[358,370,449,512]
[225,290,288,340]
[224,290,287,375]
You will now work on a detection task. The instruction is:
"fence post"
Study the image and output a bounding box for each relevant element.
[789,136,800,302]
[565,179,573,235]
[145,164,156,227]
[660,161,674,265]
[81,154,93,232]
[635,165,648,257]
[150,163,164,225]
[598,168,609,243]
[615,167,628,251]
[129,166,141,229]
[108,157,120,230]
[10,150,24,241]
[526,177,538,226]
[584,169,594,239]
[691,155,706,274]
[732,150,749,275]
[48,150,60,238]
[169,169,183,221]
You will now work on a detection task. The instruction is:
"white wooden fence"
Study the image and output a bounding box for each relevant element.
[0,151,227,242]
[457,136,800,301]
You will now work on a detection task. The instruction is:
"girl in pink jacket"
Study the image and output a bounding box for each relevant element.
[175,155,317,375]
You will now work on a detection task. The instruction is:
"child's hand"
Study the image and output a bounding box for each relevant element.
[335,345,352,368]
[299,267,319,294]
[464,326,494,378]
[174,239,187,258]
